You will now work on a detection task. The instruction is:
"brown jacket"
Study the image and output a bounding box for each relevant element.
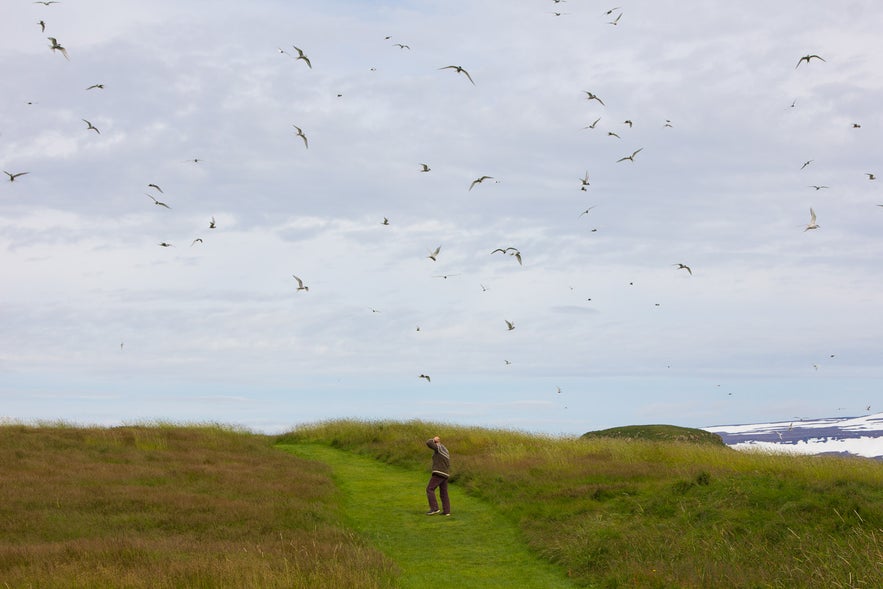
[426,439,450,478]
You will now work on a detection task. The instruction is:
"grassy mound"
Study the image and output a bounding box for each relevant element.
[581,423,726,445]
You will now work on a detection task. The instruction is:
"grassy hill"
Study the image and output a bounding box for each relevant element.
[2,420,882,588]
[0,423,396,588]
[581,424,727,445]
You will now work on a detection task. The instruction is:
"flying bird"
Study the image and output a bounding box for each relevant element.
[292,46,312,68]
[796,54,825,68]
[608,12,622,25]
[292,275,309,292]
[427,246,441,261]
[419,163,431,172]
[800,159,813,170]
[582,118,601,130]
[674,263,692,275]
[85,84,104,90]
[804,208,819,231]
[434,274,460,279]
[469,175,494,190]
[37,20,45,32]
[809,185,829,190]
[147,183,163,193]
[209,216,216,229]
[190,238,203,246]
[866,173,876,180]
[381,217,389,225]
[34,1,60,4]
[4,171,29,182]
[81,119,100,134]
[145,193,170,208]
[418,374,431,383]
[607,131,621,139]
[624,120,633,127]
[617,147,643,163]
[505,320,515,331]
[491,247,522,265]
[583,91,604,105]
[292,125,308,149]
[579,171,590,187]
[439,65,475,85]
[48,37,69,60]
[158,242,173,247]
[393,43,410,50]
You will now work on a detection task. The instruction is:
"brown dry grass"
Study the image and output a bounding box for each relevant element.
[0,423,397,588]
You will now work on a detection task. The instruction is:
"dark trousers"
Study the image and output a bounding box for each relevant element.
[426,474,450,514]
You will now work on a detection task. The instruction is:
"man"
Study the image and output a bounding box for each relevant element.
[425,435,451,516]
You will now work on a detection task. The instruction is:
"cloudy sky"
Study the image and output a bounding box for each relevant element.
[2,1,881,435]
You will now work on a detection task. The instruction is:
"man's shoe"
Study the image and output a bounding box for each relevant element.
[444,513,451,516]
[426,509,441,515]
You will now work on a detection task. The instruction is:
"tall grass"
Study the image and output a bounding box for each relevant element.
[0,423,397,588]
[281,419,883,588]
[5,419,880,587]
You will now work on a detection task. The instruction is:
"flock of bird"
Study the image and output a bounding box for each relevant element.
[3,1,879,422]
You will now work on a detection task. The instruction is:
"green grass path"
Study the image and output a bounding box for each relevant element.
[278,443,576,589]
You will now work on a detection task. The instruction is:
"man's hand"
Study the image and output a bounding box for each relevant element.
[433,436,440,443]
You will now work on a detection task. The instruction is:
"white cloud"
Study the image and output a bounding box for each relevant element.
[1,1,882,434]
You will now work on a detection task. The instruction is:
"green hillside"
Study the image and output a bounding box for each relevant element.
[1,421,882,588]
[283,419,883,588]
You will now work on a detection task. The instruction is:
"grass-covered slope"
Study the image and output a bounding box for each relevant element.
[282,419,883,588]
[581,424,726,445]
[0,424,396,588]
